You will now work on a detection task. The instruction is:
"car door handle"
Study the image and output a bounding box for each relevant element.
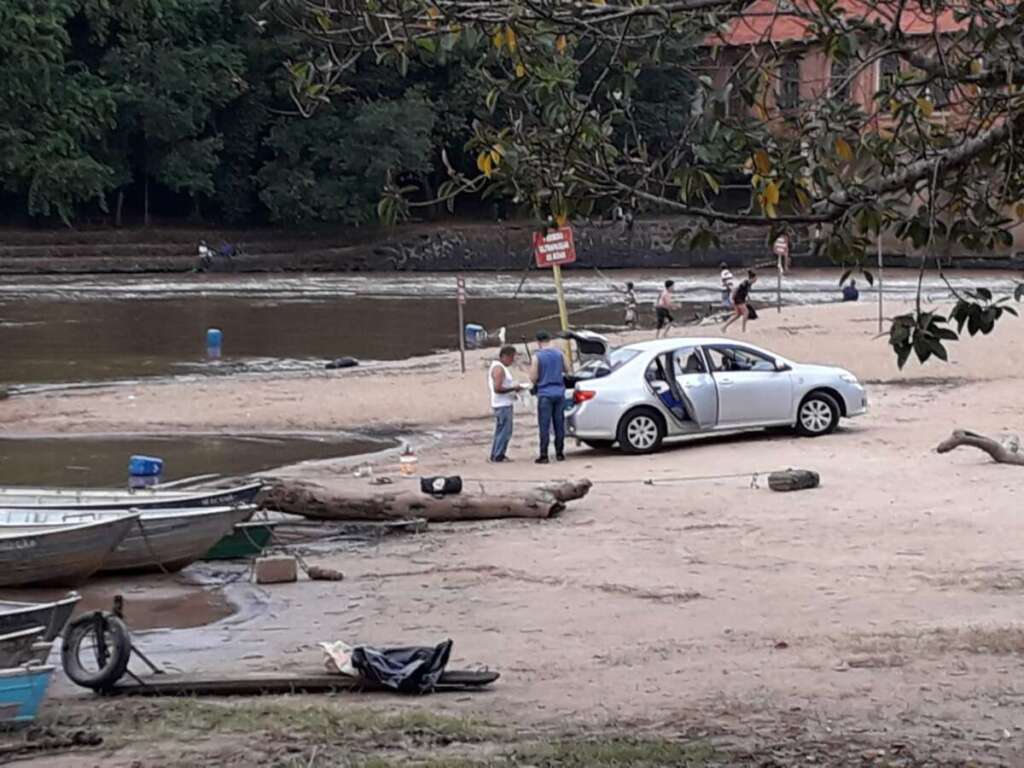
[718,377,734,385]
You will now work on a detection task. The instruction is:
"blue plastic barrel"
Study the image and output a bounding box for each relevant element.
[206,328,222,359]
[129,455,164,477]
[464,323,486,349]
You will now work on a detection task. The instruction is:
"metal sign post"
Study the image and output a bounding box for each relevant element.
[877,233,884,334]
[456,275,466,374]
[533,226,577,371]
[773,235,789,313]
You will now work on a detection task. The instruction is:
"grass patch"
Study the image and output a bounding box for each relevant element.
[347,736,720,768]
[146,699,497,743]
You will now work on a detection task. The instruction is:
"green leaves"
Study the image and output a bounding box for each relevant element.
[950,289,1018,337]
[889,312,958,369]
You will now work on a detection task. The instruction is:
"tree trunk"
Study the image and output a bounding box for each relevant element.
[115,189,124,228]
[144,177,150,227]
[261,478,592,522]
[935,430,1024,466]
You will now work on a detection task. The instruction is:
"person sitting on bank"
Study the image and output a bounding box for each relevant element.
[842,279,860,302]
[488,345,529,463]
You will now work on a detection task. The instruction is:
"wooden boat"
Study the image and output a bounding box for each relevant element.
[0,516,139,588]
[0,665,56,724]
[204,521,276,560]
[0,481,263,511]
[0,506,255,573]
[0,627,45,668]
[0,593,80,641]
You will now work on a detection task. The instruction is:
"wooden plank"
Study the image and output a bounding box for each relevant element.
[103,670,499,697]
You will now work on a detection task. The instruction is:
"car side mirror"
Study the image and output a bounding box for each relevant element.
[774,361,792,372]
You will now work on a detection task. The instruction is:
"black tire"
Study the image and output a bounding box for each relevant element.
[795,391,840,437]
[581,439,615,450]
[61,612,132,692]
[616,408,665,454]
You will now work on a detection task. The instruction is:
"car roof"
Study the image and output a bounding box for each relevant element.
[619,337,755,354]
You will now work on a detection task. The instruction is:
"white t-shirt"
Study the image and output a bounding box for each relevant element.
[488,361,516,408]
[721,268,735,291]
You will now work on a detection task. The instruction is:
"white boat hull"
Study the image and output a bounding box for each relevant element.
[0,506,255,574]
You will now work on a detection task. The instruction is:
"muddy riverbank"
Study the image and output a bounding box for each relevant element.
[3,300,1024,764]
[3,220,1024,274]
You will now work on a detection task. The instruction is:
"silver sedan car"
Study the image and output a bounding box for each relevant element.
[565,337,867,453]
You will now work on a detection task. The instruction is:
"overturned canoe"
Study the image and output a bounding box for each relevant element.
[0,516,139,587]
[0,506,254,574]
[0,481,263,511]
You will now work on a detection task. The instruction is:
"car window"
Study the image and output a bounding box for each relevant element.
[607,348,640,371]
[705,345,776,373]
[672,347,706,375]
[645,356,671,383]
[577,347,639,377]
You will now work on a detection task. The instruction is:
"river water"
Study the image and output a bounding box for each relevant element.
[0,270,1018,389]
[0,433,393,487]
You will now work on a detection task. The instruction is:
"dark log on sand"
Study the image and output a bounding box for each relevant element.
[261,478,592,522]
[936,430,1024,466]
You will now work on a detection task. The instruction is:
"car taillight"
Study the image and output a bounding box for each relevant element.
[574,390,596,404]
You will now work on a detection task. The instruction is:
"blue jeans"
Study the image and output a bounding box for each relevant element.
[490,406,514,461]
[537,395,565,458]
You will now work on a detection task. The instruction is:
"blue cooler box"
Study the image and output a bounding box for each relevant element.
[129,455,164,477]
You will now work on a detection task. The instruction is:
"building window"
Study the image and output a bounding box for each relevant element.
[778,56,801,111]
[830,58,851,102]
[925,78,952,110]
[879,54,901,91]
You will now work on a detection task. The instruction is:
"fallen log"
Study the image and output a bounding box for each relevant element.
[261,478,592,522]
[936,430,1024,466]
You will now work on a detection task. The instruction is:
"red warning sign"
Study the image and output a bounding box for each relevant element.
[533,227,577,268]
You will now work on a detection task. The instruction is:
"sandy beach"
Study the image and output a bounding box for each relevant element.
[5,298,1024,765]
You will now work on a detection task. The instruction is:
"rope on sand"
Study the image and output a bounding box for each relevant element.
[422,470,782,488]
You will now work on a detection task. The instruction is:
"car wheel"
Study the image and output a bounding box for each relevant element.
[581,439,615,450]
[796,392,840,437]
[617,409,665,454]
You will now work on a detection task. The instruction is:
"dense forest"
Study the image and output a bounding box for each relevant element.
[0,0,694,228]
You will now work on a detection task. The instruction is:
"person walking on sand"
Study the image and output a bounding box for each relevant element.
[719,262,735,309]
[488,345,528,463]
[623,281,638,328]
[655,280,675,338]
[529,331,566,464]
[722,270,758,333]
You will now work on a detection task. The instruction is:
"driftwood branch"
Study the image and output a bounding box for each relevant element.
[935,430,1024,466]
[261,478,592,522]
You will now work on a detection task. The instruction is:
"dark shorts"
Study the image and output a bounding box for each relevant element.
[656,307,674,328]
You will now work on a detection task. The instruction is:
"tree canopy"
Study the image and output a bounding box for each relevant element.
[0,0,484,227]
[268,0,1024,365]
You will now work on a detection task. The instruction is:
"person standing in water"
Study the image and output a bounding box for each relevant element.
[722,270,758,332]
[623,281,638,328]
[529,331,567,464]
[719,262,735,309]
[655,280,675,338]
[488,345,528,463]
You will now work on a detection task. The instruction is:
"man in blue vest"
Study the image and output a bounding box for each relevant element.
[529,330,567,464]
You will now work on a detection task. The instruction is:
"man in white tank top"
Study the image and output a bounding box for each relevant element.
[489,345,527,462]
